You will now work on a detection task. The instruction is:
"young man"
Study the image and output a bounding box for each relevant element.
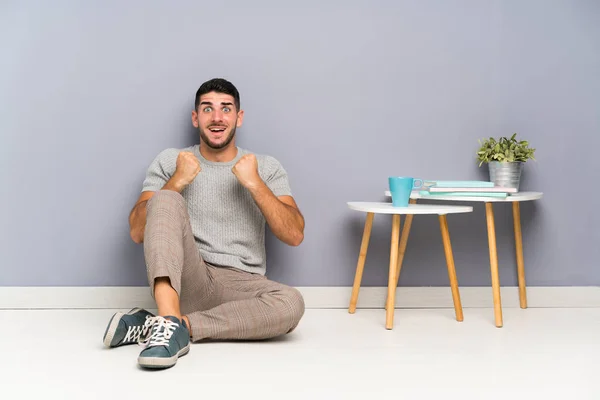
[102,78,306,369]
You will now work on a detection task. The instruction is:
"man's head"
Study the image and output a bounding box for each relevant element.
[192,78,244,150]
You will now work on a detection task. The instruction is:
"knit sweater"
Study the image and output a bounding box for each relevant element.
[141,145,292,275]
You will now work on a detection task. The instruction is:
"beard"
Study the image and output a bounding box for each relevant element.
[199,125,237,150]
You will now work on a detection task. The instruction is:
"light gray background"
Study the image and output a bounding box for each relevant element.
[1,0,598,287]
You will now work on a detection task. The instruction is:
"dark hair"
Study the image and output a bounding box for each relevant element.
[194,78,240,111]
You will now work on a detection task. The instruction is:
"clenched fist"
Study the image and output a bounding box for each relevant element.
[232,154,261,189]
[173,151,201,189]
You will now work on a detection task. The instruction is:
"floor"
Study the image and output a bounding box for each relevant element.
[2,307,599,399]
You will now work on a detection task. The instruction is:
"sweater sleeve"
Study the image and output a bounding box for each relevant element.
[141,149,179,192]
[261,156,293,197]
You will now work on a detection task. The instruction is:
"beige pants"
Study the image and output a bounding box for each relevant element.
[143,190,305,342]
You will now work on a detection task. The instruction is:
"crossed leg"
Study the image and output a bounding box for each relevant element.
[144,190,305,342]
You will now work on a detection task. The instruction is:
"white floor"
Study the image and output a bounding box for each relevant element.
[2,307,599,399]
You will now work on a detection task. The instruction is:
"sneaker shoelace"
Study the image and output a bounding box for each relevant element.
[123,315,153,343]
[139,316,179,348]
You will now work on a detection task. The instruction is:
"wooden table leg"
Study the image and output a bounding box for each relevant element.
[385,214,401,329]
[439,214,464,322]
[395,198,417,285]
[485,203,503,327]
[512,202,527,309]
[349,212,374,313]
[385,199,416,311]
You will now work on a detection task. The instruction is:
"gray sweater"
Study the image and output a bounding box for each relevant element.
[141,145,292,275]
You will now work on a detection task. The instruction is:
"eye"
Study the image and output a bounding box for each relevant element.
[223,107,231,113]
[203,106,212,113]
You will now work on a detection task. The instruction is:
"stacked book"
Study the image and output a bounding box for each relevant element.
[418,180,517,198]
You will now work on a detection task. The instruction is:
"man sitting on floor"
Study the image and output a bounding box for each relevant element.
[102,78,306,369]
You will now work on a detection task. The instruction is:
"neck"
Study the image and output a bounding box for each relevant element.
[199,142,238,162]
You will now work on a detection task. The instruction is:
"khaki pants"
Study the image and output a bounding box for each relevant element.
[143,190,305,342]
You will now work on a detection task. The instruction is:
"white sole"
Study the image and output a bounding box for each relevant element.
[138,343,191,369]
[102,308,144,348]
[102,311,126,348]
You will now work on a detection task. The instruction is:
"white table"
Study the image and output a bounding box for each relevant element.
[383,191,543,327]
[347,202,473,330]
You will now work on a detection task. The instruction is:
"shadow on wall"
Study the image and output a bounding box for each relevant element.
[119,237,149,286]
[262,186,543,287]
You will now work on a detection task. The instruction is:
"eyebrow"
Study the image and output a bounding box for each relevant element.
[200,101,234,107]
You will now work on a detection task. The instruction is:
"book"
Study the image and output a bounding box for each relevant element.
[419,191,508,198]
[429,186,517,193]
[424,180,494,188]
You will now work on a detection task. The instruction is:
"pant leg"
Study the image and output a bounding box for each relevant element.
[184,266,305,341]
[143,190,216,309]
[145,189,305,341]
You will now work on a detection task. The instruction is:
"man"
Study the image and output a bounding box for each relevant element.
[102,78,306,369]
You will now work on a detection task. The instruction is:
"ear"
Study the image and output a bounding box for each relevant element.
[191,110,199,128]
[236,110,244,127]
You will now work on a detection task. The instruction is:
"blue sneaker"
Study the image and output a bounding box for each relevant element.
[102,307,155,348]
[138,316,190,369]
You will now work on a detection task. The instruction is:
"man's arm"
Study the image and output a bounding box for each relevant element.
[246,182,305,246]
[232,154,304,246]
[128,178,189,244]
[129,152,201,244]
[129,191,155,244]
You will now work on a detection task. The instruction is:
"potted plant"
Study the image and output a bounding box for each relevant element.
[476,133,536,191]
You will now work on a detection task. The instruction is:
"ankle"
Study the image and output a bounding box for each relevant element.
[153,277,182,318]
[182,315,192,337]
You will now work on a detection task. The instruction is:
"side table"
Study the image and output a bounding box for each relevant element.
[347,202,473,330]
[384,191,544,327]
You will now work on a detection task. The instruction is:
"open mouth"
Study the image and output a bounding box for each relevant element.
[208,126,226,133]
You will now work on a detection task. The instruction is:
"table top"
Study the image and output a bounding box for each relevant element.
[383,191,543,203]
[347,202,473,215]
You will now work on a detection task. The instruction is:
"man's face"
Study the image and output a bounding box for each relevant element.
[192,92,244,150]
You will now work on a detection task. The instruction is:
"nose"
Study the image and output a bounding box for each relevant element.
[211,109,224,122]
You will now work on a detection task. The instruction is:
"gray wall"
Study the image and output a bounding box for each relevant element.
[1,0,598,287]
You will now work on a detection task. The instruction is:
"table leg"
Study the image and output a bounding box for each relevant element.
[349,212,374,314]
[395,198,417,285]
[385,199,416,311]
[439,214,464,322]
[512,202,527,309]
[485,203,503,327]
[386,214,401,329]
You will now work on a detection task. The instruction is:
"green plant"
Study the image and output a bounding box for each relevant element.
[476,133,536,167]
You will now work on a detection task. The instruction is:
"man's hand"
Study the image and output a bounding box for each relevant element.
[232,154,261,189]
[171,152,201,191]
